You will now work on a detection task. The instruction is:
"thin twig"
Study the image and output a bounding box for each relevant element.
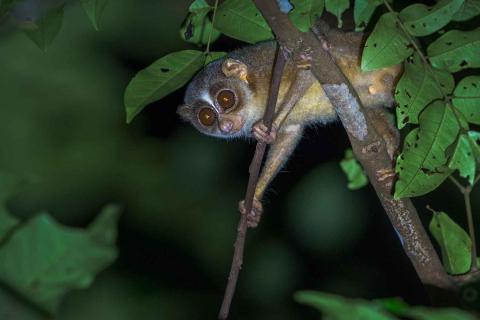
[449,176,465,193]
[218,44,287,320]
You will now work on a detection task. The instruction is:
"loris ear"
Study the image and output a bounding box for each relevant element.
[177,104,191,121]
[222,58,248,83]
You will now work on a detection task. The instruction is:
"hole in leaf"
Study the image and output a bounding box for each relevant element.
[459,60,468,67]
[446,41,453,46]
[161,68,170,72]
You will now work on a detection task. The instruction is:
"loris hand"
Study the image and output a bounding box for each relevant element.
[252,121,277,144]
[238,198,263,228]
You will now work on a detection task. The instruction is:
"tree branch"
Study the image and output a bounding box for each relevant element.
[218,44,287,320]
[252,0,456,292]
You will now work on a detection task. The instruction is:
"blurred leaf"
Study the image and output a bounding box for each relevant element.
[179,0,220,46]
[452,0,480,21]
[0,206,120,313]
[325,0,349,28]
[288,0,324,32]
[354,0,381,31]
[405,306,476,320]
[427,28,480,72]
[361,12,413,71]
[214,0,273,44]
[294,291,397,320]
[22,4,64,52]
[399,0,465,37]
[374,297,410,315]
[0,173,24,242]
[339,149,368,190]
[395,101,459,199]
[429,210,472,274]
[124,50,205,123]
[448,134,477,185]
[205,51,226,64]
[79,0,109,31]
[452,76,480,125]
[395,54,454,129]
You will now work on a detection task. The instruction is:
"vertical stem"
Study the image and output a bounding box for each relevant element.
[464,186,478,272]
[218,44,287,320]
[206,0,219,54]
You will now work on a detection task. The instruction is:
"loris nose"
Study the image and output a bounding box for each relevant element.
[219,119,234,133]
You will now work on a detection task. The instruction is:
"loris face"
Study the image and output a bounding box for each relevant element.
[177,58,260,139]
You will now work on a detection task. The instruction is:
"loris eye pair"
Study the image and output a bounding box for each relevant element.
[198,90,236,126]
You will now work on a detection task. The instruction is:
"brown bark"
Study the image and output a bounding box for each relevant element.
[252,0,455,291]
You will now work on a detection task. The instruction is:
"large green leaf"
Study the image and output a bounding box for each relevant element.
[295,291,397,320]
[214,0,273,44]
[395,101,459,199]
[452,76,480,125]
[354,0,381,31]
[179,0,220,46]
[288,0,324,32]
[452,0,480,21]
[22,4,64,52]
[427,28,480,72]
[361,12,413,71]
[325,0,349,28]
[79,0,108,31]
[429,210,472,274]
[124,50,205,123]
[399,0,465,37]
[0,205,120,313]
[395,54,454,129]
[448,134,477,185]
[339,149,368,190]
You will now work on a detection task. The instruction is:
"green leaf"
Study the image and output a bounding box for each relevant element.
[0,0,18,19]
[288,0,324,32]
[214,0,273,44]
[395,101,459,199]
[452,0,480,22]
[354,0,382,31]
[399,0,465,37]
[179,0,220,46]
[429,210,472,274]
[22,4,64,52]
[294,291,397,320]
[452,76,480,125]
[124,50,205,123]
[405,306,477,320]
[448,134,477,185]
[361,12,413,71]
[79,0,108,31]
[0,206,120,313]
[395,54,454,129]
[325,0,349,28]
[427,28,480,72]
[205,51,226,64]
[339,149,368,190]
[468,131,480,164]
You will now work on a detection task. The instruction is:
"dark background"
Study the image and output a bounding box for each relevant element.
[0,0,478,319]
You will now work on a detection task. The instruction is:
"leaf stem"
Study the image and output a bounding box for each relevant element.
[449,176,478,272]
[205,0,219,54]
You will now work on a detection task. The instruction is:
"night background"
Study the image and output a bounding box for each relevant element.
[0,0,479,319]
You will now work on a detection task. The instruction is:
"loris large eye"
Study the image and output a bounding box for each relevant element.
[198,108,216,126]
[216,89,236,110]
